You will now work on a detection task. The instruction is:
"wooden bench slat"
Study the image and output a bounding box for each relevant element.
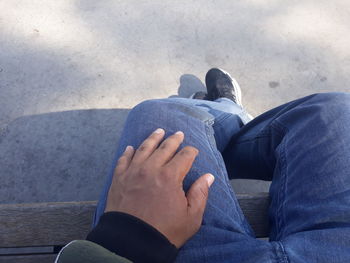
[0,201,96,248]
[0,254,57,263]
[0,246,53,255]
[237,193,270,238]
[0,193,269,248]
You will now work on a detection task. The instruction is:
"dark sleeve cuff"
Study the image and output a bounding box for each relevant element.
[86,212,178,263]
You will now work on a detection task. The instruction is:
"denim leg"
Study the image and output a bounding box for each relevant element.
[93,98,280,263]
[223,92,350,262]
[167,97,253,152]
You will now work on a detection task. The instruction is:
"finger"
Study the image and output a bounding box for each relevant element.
[132,128,165,164]
[114,145,135,176]
[165,146,198,181]
[148,131,184,166]
[187,174,215,220]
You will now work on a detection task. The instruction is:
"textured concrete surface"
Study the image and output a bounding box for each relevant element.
[1,0,350,204]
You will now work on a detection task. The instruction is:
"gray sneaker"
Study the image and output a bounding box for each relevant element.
[189,91,208,100]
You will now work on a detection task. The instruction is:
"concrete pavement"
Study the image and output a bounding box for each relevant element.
[1,0,349,204]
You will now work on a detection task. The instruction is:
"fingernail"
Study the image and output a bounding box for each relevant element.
[206,174,215,187]
[125,145,133,152]
[154,128,164,134]
[175,131,184,136]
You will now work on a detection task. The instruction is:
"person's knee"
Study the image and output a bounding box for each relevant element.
[130,99,165,115]
[312,92,350,120]
[129,99,185,121]
[130,98,213,123]
[315,92,350,105]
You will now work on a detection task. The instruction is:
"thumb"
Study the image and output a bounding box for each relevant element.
[187,173,215,218]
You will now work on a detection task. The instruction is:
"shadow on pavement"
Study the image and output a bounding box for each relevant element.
[0,109,130,204]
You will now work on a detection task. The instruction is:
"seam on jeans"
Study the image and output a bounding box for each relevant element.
[276,143,287,240]
[232,126,284,145]
[275,241,290,263]
[271,121,289,241]
[213,112,232,123]
[204,123,254,236]
[271,120,289,136]
[211,113,234,132]
[233,133,271,144]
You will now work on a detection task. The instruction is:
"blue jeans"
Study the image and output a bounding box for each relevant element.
[93,93,350,263]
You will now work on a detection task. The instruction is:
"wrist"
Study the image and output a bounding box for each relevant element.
[87,212,178,263]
